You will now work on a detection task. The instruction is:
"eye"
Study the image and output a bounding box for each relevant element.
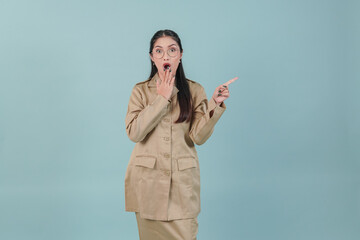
[169,48,176,52]
[155,49,162,53]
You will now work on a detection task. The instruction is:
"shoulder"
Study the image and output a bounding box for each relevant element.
[127,79,152,101]
[134,78,151,87]
[186,78,204,92]
[186,78,206,100]
[130,78,151,93]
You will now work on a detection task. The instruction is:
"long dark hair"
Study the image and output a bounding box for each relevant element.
[148,29,192,124]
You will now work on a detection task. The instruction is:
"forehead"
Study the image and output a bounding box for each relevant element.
[153,36,178,48]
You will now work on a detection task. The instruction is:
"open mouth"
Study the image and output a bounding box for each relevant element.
[163,63,171,70]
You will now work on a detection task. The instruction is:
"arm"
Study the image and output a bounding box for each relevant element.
[189,85,226,145]
[125,85,170,143]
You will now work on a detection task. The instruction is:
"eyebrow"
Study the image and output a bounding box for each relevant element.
[154,44,177,48]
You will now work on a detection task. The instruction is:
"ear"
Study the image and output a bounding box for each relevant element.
[149,53,154,63]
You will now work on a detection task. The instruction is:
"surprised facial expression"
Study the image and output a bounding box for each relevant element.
[150,36,183,75]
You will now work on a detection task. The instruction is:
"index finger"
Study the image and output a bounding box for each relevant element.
[223,77,238,87]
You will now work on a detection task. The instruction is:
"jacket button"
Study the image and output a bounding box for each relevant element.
[164,153,170,158]
[164,118,170,122]
[163,137,170,141]
[164,170,170,176]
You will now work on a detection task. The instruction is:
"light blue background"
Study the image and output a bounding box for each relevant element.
[0,0,359,239]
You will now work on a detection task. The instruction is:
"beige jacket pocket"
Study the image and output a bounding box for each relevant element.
[135,155,169,218]
[177,157,197,171]
[135,155,156,169]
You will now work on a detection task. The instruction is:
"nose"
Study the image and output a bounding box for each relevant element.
[163,55,170,61]
[163,50,170,61]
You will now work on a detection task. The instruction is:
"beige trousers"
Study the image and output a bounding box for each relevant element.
[135,212,198,240]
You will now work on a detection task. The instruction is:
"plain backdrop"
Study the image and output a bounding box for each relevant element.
[0,0,359,239]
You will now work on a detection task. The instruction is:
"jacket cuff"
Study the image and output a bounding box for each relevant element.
[208,97,226,117]
[152,94,171,107]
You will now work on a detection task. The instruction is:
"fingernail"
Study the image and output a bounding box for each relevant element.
[170,69,172,72]
[218,90,221,93]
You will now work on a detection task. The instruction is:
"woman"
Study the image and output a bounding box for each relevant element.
[124,29,237,240]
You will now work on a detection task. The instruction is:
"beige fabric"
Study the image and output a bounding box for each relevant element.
[135,212,198,240]
[125,72,226,221]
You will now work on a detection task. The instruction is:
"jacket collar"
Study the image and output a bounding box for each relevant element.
[148,72,179,97]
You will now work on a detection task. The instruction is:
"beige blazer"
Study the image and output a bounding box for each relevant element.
[124,72,226,221]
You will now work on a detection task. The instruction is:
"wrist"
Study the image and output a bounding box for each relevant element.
[213,97,221,106]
